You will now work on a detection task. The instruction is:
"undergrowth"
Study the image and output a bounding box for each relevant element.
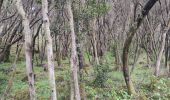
[0,53,169,100]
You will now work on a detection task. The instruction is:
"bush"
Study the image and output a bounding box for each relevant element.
[150,77,170,99]
[93,64,109,88]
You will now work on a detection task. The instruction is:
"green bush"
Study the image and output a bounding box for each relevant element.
[93,64,109,88]
[150,76,170,99]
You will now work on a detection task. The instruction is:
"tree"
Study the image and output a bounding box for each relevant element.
[91,18,99,65]
[155,19,170,76]
[0,0,3,13]
[15,0,36,99]
[67,0,81,100]
[41,0,57,99]
[122,0,158,95]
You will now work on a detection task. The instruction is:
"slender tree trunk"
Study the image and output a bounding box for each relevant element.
[130,36,140,74]
[67,1,81,100]
[155,32,167,76]
[32,23,42,61]
[15,0,36,99]
[70,81,74,100]
[0,0,3,13]
[74,0,87,99]
[165,34,169,68]
[92,18,99,65]
[55,36,62,67]
[122,0,158,95]
[41,0,57,99]
[155,19,170,76]
[114,38,122,71]
[0,45,10,62]
[166,34,170,73]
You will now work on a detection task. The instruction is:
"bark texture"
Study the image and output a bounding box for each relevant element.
[15,0,36,99]
[42,0,57,99]
[155,19,170,76]
[67,1,81,100]
[92,19,99,65]
[0,0,3,12]
[122,0,158,95]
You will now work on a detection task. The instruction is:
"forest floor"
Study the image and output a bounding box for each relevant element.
[0,52,170,100]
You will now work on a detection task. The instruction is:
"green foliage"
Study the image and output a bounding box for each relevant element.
[36,80,51,99]
[0,72,8,94]
[12,81,28,91]
[0,52,170,99]
[0,63,11,94]
[57,68,71,82]
[149,76,170,99]
[79,0,110,20]
[35,0,41,4]
[101,52,114,65]
[56,68,71,100]
[111,44,116,57]
[10,81,29,99]
[14,89,29,100]
[93,64,109,88]
[85,86,132,100]
[85,86,97,99]
[118,90,132,99]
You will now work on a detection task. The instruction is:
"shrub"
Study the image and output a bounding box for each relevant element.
[93,64,109,88]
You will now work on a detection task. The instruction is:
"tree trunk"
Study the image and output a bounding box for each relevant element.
[15,0,36,99]
[122,0,158,95]
[165,33,169,68]
[122,29,137,95]
[73,0,86,99]
[0,45,10,62]
[42,0,57,99]
[155,19,170,76]
[0,0,3,13]
[114,39,122,71]
[67,1,81,100]
[92,18,99,65]
[155,32,167,76]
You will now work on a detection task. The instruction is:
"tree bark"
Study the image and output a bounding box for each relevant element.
[155,33,167,76]
[165,33,169,69]
[41,0,57,99]
[0,0,3,13]
[73,0,86,99]
[92,18,99,65]
[15,0,36,99]
[67,1,81,100]
[155,19,170,76]
[122,0,158,95]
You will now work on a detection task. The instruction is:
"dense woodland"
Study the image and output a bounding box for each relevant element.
[0,0,170,100]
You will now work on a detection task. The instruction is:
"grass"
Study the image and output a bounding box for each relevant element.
[0,52,170,100]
